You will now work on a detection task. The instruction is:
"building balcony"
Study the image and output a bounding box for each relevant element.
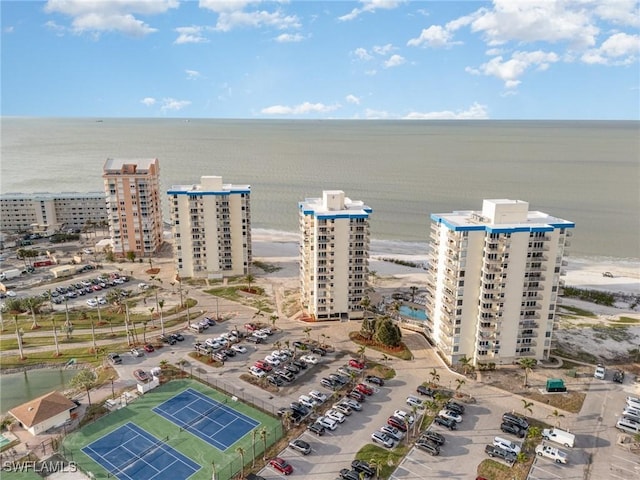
[516,349,537,357]
[520,313,541,320]
[519,321,539,329]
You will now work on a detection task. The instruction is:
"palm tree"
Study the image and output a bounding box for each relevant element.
[69,369,97,405]
[527,425,542,440]
[159,359,169,369]
[235,446,246,478]
[259,427,268,460]
[547,409,566,428]
[429,368,440,387]
[369,458,382,479]
[303,326,312,340]
[521,399,534,416]
[357,345,367,362]
[381,353,390,365]
[281,410,293,431]
[458,355,473,375]
[389,301,401,319]
[251,430,257,467]
[51,314,60,357]
[148,307,156,329]
[454,378,466,397]
[244,273,255,293]
[158,299,165,335]
[270,314,278,329]
[518,357,537,387]
[14,315,25,360]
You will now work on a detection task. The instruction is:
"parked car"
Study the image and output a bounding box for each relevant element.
[349,359,365,369]
[267,375,284,387]
[485,444,516,464]
[298,395,318,409]
[170,333,185,342]
[387,416,408,432]
[393,409,415,425]
[307,422,326,436]
[501,422,526,438]
[133,369,149,382]
[380,425,404,441]
[326,409,346,424]
[348,390,366,402]
[406,395,425,408]
[284,363,300,374]
[342,399,362,411]
[613,369,625,384]
[290,402,310,416]
[231,344,247,354]
[434,416,457,430]
[417,384,435,397]
[332,403,353,416]
[309,390,328,404]
[288,439,311,455]
[356,383,374,395]
[254,360,273,372]
[365,375,385,386]
[321,378,340,390]
[493,436,521,454]
[502,412,530,431]
[420,430,445,446]
[311,346,327,356]
[107,353,122,365]
[351,460,375,478]
[291,359,307,369]
[130,348,144,358]
[438,409,462,423]
[269,457,293,475]
[535,444,568,464]
[371,431,395,448]
[415,439,440,456]
[249,366,266,378]
[159,334,176,345]
[338,469,361,480]
[301,354,318,365]
[246,335,263,344]
[445,400,465,414]
[316,416,338,431]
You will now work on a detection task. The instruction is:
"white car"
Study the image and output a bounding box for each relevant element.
[301,354,318,365]
[97,296,107,305]
[231,345,247,354]
[393,409,415,425]
[86,299,98,307]
[272,350,289,360]
[342,399,362,411]
[535,444,567,464]
[371,431,394,448]
[264,355,281,366]
[316,416,338,431]
[331,403,352,416]
[493,436,521,454]
[205,338,221,349]
[298,395,318,409]
[249,366,266,378]
[438,409,462,423]
[626,396,640,409]
[326,409,346,423]
[309,390,327,404]
[252,331,268,340]
[406,395,425,408]
[6,291,17,298]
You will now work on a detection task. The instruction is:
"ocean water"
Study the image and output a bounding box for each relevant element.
[1,118,639,260]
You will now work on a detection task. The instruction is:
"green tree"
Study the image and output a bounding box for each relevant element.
[458,355,474,375]
[454,378,466,396]
[69,369,97,406]
[521,399,534,416]
[373,317,402,347]
[429,368,440,387]
[547,409,566,428]
[360,317,376,340]
[158,299,165,335]
[244,273,255,292]
[23,296,45,330]
[126,251,136,263]
[259,427,269,461]
[359,296,371,313]
[527,425,542,439]
[357,345,367,362]
[270,314,278,329]
[518,357,537,387]
[303,326,312,340]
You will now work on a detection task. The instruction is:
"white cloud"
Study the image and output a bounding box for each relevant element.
[364,108,392,119]
[44,0,177,37]
[338,0,404,22]
[261,102,341,115]
[160,98,191,111]
[373,44,394,55]
[581,32,640,65]
[353,48,373,61]
[466,50,559,88]
[214,10,301,32]
[407,25,459,48]
[346,94,360,105]
[141,97,156,107]
[185,70,201,80]
[593,0,640,28]
[384,54,406,68]
[404,102,489,119]
[199,1,261,14]
[175,26,208,44]
[275,33,304,43]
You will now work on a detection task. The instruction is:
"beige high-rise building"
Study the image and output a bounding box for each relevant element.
[102,158,163,257]
[425,199,574,367]
[168,176,251,279]
[299,190,372,321]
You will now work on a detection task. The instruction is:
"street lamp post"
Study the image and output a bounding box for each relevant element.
[110,377,115,399]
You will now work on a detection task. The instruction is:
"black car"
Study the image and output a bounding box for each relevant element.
[434,416,457,430]
[613,369,625,384]
[278,371,295,383]
[293,341,307,349]
[159,334,176,345]
[417,384,435,397]
[348,390,365,402]
[292,359,307,369]
[311,346,327,356]
[290,403,310,415]
[502,412,529,431]
[500,422,526,438]
[222,348,236,357]
[329,373,349,385]
[365,375,385,386]
[284,363,300,374]
[277,407,290,417]
[246,335,263,344]
[339,469,361,480]
[267,375,284,387]
[307,422,326,436]
[445,400,465,414]
[420,430,445,446]
[246,475,266,480]
[170,333,185,342]
[485,444,516,463]
[351,460,375,477]
[321,378,340,390]
[415,439,440,456]
[204,316,216,326]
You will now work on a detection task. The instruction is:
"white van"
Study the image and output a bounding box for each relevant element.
[542,428,575,448]
[616,417,640,434]
[189,323,204,333]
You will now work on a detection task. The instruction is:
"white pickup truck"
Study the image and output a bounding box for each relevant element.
[535,444,568,464]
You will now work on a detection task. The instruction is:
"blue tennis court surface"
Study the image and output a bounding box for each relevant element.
[153,388,259,450]
[82,422,200,480]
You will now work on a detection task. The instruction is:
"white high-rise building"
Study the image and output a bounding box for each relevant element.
[103,158,163,257]
[299,190,372,321]
[425,199,574,366]
[168,176,251,279]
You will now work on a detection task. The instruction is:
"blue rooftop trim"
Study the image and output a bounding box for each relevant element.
[549,222,576,229]
[167,189,250,196]
[432,215,485,232]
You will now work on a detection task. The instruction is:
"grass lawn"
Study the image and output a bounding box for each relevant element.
[355,443,410,479]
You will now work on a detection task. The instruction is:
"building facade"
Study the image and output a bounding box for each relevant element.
[299,190,372,321]
[425,199,574,366]
[102,158,163,257]
[0,192,107,233]
[168,176,251,279]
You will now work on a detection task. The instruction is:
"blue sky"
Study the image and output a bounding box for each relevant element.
[2,0,639,120]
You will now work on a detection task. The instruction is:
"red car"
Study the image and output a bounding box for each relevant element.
[356,383,374,395]
[349,359,365,369]
[244,323,258,331]
[269,457,293,475]
[254,360,273,372]
[387,416,408,432]
[133,369,150,382]
[143,344,155,353]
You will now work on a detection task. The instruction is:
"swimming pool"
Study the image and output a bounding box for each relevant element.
[399,305,427,321]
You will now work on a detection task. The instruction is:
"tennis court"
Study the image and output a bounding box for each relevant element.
[153,388,259,450]
[81,422,200,480]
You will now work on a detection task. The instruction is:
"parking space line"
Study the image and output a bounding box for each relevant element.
[611,454,640,467]
[530,463,562,478]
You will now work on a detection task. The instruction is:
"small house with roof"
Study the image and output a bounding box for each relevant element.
[8,391,77,436]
